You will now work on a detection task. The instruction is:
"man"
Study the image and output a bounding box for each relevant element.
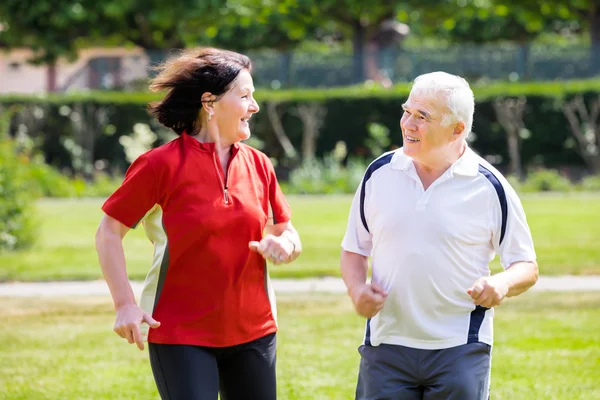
[341,71,538,400]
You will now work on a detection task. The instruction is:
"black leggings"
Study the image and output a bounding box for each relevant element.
[149,333,277,400]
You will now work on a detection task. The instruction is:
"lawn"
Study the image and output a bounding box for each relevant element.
[0,193,599,282]
[0,291,599,399]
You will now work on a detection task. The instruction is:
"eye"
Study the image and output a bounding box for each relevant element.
[241,95,248,99]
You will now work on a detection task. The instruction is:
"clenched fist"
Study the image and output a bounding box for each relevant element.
[467,276,510,308]
[349,282,388,318]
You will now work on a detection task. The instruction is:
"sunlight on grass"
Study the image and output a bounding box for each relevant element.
[0,193,599,281]
[0,291,599,399]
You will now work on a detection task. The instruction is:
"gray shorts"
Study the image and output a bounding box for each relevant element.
[356,342,491,400]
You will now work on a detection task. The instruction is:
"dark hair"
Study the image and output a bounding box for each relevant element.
[148,47,252,135]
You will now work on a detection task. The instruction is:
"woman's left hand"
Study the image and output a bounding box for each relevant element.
[249,234,294,265]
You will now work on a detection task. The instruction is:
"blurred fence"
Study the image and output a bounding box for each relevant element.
[6,42,597,94]
[247,43,599,88]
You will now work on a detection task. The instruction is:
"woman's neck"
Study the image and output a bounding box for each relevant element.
[194,128,232,157]
[193,128,232,175]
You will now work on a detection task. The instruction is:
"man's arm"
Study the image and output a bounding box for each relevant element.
[468,260,538,308]
[498,260,539,297]
[341,250,369,293]
[341,250,387,318]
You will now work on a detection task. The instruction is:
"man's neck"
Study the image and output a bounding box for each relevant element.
[413,142,466,189]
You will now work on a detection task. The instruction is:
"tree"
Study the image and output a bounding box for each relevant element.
[493,97,528,180]
[563,95,600,174]
[0,0,105,65]
[0,0,233,83]
[428,1,600,78]
[267,0,408,84]
[0,0,107,90]
[421,1,573,79]
[204,4,325,86]
[560,0,600,75]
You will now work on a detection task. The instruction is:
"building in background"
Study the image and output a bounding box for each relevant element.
[0,47,150,94]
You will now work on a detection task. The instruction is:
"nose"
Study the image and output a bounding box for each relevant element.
[401,114,415,131]
[250,98,260,113]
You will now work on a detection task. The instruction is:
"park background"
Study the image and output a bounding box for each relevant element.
[0,1,599,399]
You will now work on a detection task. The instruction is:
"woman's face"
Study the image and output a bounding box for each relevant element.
[212,69,260,144]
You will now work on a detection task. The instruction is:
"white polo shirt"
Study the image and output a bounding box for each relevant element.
[341,146,536,350]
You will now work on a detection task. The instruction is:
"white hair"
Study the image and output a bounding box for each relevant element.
[410,71,475,136]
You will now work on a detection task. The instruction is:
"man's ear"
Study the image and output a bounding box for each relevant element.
[452,121,466,140]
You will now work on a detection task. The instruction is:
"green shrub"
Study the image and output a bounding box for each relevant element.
[27,155,78,197]
[521,169,573,192]
[79,173,122,197]
[0,137,38,251]
[505,175,522,192]
[579,175,600,191]
[26,164,121,199]
[286,142,367,194]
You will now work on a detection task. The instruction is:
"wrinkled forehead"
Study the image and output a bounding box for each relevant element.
[404,89,449,117]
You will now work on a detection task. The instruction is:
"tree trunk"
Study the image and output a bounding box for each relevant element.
[46,63,57,93]
[293,104,327,160]
[507,130,523,179]
[562,95,600,174]
[365,41,392,87]
[493,97,527,180]
[352,20,366,84]
[267,102,297,160]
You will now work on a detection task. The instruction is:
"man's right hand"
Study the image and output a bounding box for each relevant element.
[349,282,388,318]
[114,303,161,351]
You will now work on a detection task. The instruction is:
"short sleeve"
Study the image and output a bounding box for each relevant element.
[493,185,537,269]
[101,154,159,228]
[267,159,292,224]
[341,179,373,257]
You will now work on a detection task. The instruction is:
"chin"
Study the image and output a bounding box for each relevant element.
[402,145,415,155]
[239,130,251,141]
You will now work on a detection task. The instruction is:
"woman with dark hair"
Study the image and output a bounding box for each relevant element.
[95,47,302,400]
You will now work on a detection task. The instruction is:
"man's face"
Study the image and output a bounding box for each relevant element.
[400,91,457,164]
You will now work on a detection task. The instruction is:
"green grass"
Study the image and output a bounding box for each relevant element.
[0,291,599,399]
[0,193,599,282]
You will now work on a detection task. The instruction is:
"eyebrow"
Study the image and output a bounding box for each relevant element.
[402,103,432,120]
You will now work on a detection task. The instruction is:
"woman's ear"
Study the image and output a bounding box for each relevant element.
[201,92,216,115]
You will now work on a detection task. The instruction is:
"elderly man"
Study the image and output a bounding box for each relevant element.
[341,71,538,400]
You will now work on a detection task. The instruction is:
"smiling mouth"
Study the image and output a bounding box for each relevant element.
[405,135,420,143]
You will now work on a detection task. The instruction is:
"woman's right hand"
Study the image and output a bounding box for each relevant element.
[114,303,161,351]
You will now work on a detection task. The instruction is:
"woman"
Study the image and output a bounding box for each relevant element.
[95,47,302,400]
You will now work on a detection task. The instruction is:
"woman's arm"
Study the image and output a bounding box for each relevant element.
[249,220,302,264]
[95,214,159,350]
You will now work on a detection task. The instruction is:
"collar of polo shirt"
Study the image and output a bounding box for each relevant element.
[390,145,480,177]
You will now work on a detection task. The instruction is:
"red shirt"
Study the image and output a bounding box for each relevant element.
[102,132,292,347]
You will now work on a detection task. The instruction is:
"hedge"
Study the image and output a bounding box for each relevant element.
[2,79,599,179]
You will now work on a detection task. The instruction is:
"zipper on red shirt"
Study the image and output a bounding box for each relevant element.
[213,148,237,205]
[223,186,230,203]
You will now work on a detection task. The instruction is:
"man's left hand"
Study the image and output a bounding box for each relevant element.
[467,276,510,308]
